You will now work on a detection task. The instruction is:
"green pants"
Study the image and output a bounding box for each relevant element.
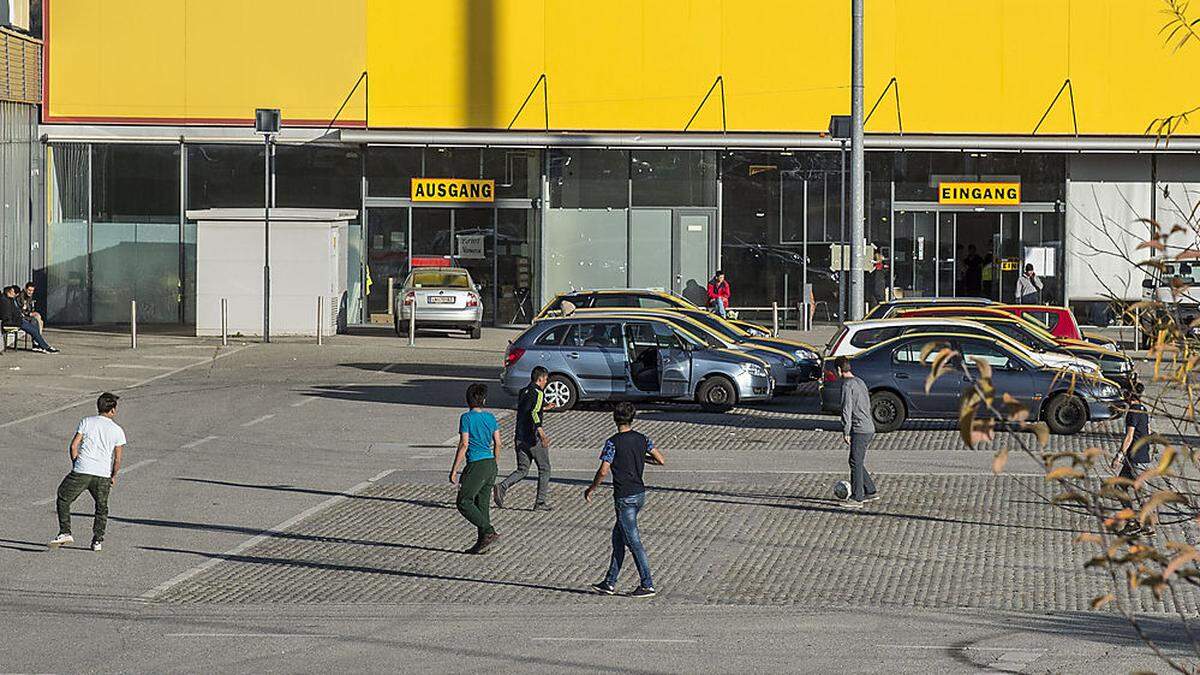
[456,458,497,538]
[56,472,112,542]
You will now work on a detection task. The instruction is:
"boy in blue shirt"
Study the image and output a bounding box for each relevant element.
[450,383,502,554]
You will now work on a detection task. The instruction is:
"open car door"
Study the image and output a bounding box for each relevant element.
[652,322,692,397]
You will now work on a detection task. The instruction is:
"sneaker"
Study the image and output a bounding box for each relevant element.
[492,485,506,509]
[533,503,553,512]
[863,494,880,502]
[629,586,657,598]
[91,541,102,552]
[591,581,616,595]
[48,533,74,548]
[31,347,48,354]
[47,347,60,353]
[842,499,865,509]
[475,532,500,553]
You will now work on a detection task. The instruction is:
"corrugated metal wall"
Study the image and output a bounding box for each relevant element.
[1,99,36,286]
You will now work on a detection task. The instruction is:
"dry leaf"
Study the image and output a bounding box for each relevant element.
[992,447,1009,474]
[1090,593,1116,609]
[1046,466,1085,481]
[1138,490,1187,524]
[1075,533,1103,544]
[1164,550,1200,580]
[1137,239,1167,251]
[970,356,993,381]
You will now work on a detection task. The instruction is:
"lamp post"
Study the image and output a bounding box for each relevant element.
[255,108,280,343]
[829,115,851,321]
[849,0,866,320]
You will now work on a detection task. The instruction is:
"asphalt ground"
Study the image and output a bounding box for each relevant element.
[0,325,1195,673]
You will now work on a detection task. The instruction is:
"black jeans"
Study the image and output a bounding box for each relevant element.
[497,442,551,505]
[849,433,877,501]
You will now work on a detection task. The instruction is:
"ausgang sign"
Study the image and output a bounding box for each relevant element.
[411,178,495,203]
[937,181,1021,206]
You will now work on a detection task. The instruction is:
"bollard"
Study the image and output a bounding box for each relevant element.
[130,300,138,349]
[771,301,779,337]
[316,296,324,346]
[220,298,228,346]
[408,295,416,347]
[388,277,395,319]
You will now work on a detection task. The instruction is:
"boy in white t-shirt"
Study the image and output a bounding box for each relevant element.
[49,393,126,552]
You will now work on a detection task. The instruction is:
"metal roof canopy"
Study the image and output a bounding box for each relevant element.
[36,123,1200,152]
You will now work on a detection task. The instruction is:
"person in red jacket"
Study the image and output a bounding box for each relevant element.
[706,271,731,318]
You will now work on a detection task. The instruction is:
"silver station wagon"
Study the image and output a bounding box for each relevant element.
[501,315,774,412]
[394,267,483,339]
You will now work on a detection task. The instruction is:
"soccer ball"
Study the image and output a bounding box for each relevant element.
[833,480,851,500]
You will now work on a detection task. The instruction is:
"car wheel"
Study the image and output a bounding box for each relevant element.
[544,374,577,411]
[697,376,737,412]
[469,324,482,339]
[870,390,906,433]
[1044,393,1088,435]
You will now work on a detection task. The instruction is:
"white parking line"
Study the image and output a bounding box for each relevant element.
[139,355,213,361]
[291,397,317,408]
[173,345,223,349]
[531,637,698,644]
[181,435,218,449]
[104,364,178,371]
[241,414,275,427]
[165,633,337,638]
[69,374,142,383]
[0,345,249,430]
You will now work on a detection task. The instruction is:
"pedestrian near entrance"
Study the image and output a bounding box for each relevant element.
[585,402,665,598]
[1015,263,1043,304]
[494,366,555,511]
[706,271,732,318]
[450,383,502,554]
[837,356,877,508]
[1112,383,1153,535]
[48,393,126,552]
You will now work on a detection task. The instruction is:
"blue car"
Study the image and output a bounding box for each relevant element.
[502,315,774,412]
[819,331,1123,434]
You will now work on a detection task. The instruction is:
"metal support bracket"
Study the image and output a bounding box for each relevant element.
[507,73,549,130]
[864,76,903,135]
[325,71,369,133]
[684,75,726,132]
[1032,78,1078,136]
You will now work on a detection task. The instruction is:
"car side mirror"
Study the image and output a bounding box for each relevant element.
[1006,358,1025,371]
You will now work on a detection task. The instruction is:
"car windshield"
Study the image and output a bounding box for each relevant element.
[410,271,470,288]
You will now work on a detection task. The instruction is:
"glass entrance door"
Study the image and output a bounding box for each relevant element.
[365,207,409,321]
[411,207,495,324]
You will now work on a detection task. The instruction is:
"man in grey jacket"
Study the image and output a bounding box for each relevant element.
[836,356,877,508]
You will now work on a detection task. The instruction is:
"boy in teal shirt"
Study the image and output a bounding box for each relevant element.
[450,383,502,554]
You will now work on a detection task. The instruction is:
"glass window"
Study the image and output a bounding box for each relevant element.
[626,322,657,348]
[92,144,181,324]
[409,270,470,288]
[365,207,408,318]
[549,149,628,208]
[367,146,422,197]
[276,145,361,208]
[424,147,481,179]
[496,209,538,324]
[1022,310,1059,331]
[638,296,676,309]
[849,326,904,348]
[45,145,90,324]
[592,294,637,308]
[650,321,685,349]
[535,324,570,346]
[485,149,540,199]
[892,152,1065,203]
[187,144,265,209]
[543,210,628,297]
[893,339,949,364]
[567,322,624,348]
[631,150,716,206]
[960,339,1013,368]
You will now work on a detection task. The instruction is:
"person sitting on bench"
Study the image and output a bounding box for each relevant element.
[2,286,57,353]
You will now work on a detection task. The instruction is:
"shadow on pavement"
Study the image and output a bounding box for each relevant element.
[297,381,516,410]
[175,477,450,508]
[0,538,50,553]
[142,546,594,595]
[340,362,501,380]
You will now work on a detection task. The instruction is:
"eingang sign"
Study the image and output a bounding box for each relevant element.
[937,181,1021,206]
[411,178,495,203]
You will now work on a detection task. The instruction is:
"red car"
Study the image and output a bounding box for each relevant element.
[1001,304,1118,350]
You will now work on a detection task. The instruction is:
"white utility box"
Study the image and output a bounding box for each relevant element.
[189,208,356,337]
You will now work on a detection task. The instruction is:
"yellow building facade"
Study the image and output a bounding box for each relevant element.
[45,0,1200,136]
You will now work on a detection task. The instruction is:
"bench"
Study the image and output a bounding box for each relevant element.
[2,325,29,353]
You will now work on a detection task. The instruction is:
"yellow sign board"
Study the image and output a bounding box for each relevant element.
[411,178,495,203]
[937,182,1021,205]
[1000,259,1020,271]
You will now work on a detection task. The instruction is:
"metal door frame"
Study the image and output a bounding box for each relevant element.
[671,207,718,296]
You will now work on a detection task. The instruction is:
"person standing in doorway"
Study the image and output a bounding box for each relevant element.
[1015,263,1044,304]
[450,383,502,554]
[962,244,984,296]
[48,393,126,551]
[836,356,877,508]
[584,402,665,598]
[706,271,732,318]
[494,366,555,511]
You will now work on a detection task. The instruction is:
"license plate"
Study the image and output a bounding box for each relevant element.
[427,296,455,304]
